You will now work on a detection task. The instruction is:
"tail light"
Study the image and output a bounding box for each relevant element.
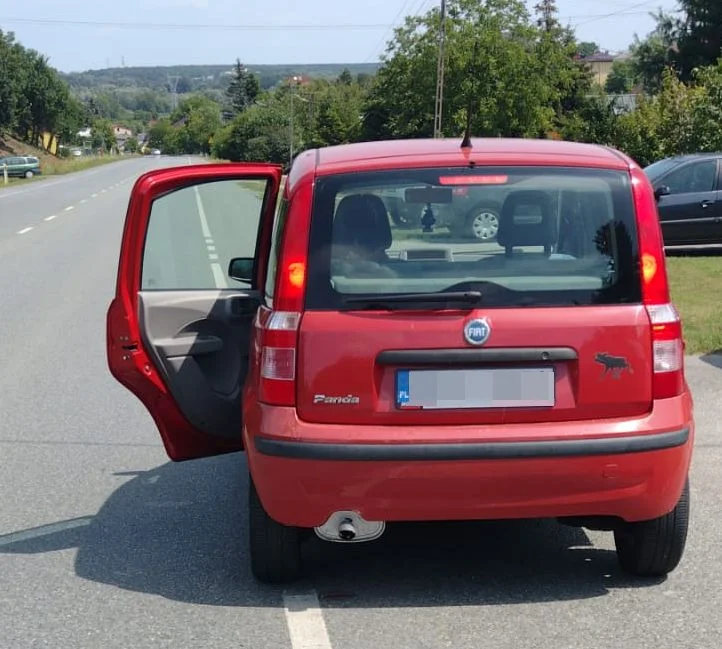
[257,183,311,407]
[258,309,301,405]
[631,167,685,399]
[647,304,684,399]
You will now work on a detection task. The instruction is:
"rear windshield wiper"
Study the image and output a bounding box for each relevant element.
[342,291,483,309]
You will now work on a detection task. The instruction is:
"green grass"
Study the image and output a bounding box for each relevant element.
[0,154,137,189]
[237,175,287,199]
[667,256,722,355]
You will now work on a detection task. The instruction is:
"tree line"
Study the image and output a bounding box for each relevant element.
[157,0,722,168]
[0,30,85,146]
[4,0,722,170]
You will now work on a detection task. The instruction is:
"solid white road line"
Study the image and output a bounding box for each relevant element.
[210,263,228,289]
[0,517,93,546]
[283,591,333,649]
[17,227,33,235]
[193,186,212,239]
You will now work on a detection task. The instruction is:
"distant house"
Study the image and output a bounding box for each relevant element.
[113,125,133,141]
[581,52,616,87]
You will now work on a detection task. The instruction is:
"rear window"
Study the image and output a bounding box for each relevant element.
[305,166,641,310]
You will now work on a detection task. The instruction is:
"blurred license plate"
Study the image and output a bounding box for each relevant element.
[395,368,555,410]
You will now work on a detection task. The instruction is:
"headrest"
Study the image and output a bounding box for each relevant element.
[497,190,556,254]
[333,193,392,252]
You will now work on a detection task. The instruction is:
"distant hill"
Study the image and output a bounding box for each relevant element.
[61,63,380,93]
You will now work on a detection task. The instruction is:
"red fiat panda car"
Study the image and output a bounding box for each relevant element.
[107,138,694,584]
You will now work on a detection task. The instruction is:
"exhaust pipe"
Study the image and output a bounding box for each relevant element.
[314,511,385,543]
[338,518,357,541]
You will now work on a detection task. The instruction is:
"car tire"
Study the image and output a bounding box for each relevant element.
[613,479,690,577]
[25,170,34,179]
[465,207,500,241]
[248,476,302,584]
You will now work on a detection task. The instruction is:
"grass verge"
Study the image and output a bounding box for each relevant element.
[1,155,138,189]
[667,256,722,355]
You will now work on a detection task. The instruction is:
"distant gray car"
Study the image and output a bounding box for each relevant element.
[0,155,42,179]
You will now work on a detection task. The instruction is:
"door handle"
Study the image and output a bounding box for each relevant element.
[701,200,714,208]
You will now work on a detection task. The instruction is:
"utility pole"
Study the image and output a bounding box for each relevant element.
[288,75,301,167]
[167,75,180,111]
[433,0,447,138]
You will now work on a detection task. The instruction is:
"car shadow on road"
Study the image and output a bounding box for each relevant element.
[700,353,722,370]
[0,453,664,607]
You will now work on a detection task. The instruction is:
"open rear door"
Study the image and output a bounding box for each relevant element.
[107,163,283,461]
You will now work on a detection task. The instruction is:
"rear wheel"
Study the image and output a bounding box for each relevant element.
[465,207,499,241]
[613,479,689,577]
[25,170,34,179]
[248,477,302,584]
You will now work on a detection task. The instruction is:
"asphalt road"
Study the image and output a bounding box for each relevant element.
[1,157,721,649]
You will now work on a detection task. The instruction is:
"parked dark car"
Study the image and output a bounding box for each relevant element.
[644,153,722,245]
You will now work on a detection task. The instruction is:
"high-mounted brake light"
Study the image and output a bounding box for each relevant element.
[630,167,684,399]
[439,175,509,185]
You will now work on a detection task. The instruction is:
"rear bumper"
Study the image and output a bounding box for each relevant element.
[245,395,694,529]
[255,428,688,461]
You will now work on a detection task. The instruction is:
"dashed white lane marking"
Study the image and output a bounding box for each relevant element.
[208,253,219,260]
[0,517,93,546]
[80,198,88,204]
[207,245,216,251]
[100,189,107,194]
[91,193,98,198]
[193,186,212,239]
[17,226,33,235]
[192,186,226,289]
[283,591,333,649]
[44,215,57,222]
[64,206,74,212]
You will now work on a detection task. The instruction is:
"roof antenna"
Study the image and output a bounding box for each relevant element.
[460,93,473,149]
[460,39,480,150]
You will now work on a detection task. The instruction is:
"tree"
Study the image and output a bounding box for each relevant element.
[578,41,601,58]
[124,137,140,153]
[225,59,258,114]
[362,0,564,140]
[605,60,638,94]
[176,76,192,93]
[673,0,722,81]
[212,102,290,164]
[148,118,174,150]
[91,118,116,152]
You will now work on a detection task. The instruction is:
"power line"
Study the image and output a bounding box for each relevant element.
[0,16,391,31]
[364,0,418,62]
[570,0,667,27]
[363,0,433,63]
[0,6,671,33]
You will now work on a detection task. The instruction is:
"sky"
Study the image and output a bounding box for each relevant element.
[0,0,681,73]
